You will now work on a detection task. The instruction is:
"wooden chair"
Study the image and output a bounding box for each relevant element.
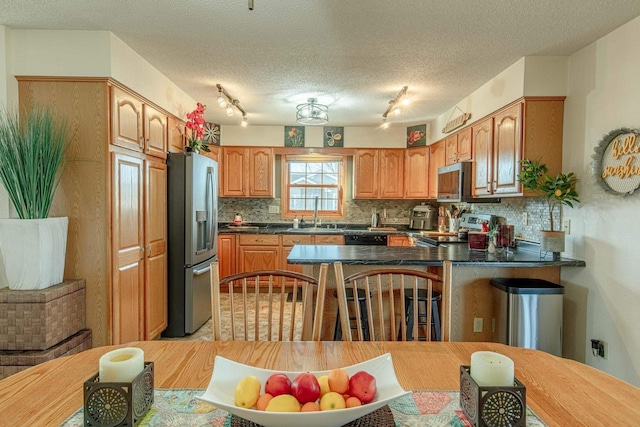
[333,262,442,341]
[210,261,328,341]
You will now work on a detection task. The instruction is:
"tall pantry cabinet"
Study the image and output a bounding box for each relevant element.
[17,77,172,347]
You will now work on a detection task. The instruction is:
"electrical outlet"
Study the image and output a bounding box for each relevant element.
[522,212,528,225]
[591,339,608,359]
[563,219,571,235]
[473,317,483,333]
[268,205,279,214]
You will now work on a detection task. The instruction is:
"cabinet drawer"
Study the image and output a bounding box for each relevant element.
[238,234,280,246]
[282,235,313,246]
[314,235,345,245]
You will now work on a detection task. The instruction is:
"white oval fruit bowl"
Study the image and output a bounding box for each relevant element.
[197,353,410,427]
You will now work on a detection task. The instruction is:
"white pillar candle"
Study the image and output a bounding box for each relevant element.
[99,347,144,383]
[470,351,514,387]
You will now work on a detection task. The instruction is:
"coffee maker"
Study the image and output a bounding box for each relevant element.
[409,203,438,230]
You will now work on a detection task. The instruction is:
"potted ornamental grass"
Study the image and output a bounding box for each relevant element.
[518,158,579,257]
[0,105,70,290]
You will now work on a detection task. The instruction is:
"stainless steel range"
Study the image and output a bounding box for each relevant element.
[413,213,496,246]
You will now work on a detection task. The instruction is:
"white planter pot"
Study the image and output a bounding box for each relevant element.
[0,217,68,290]
[540,230,565,254]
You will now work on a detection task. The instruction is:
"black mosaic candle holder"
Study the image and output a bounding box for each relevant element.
[459,365,526,427]
[83,361,154,426]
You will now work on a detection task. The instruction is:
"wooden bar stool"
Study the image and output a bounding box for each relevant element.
[333,288,371,341]
[402,289,442,341]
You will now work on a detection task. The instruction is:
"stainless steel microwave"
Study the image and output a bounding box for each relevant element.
[436,162,500,203]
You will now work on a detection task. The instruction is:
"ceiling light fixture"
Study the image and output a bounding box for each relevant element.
[216,83,248,125]
[296,98,329,125]
[381,86,409,128]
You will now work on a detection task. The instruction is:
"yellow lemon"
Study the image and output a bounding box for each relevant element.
[317,375,331,397]
[265,394,301,412]
[235,375,261,408]
[554,189,562,197]
[320,391,347,411]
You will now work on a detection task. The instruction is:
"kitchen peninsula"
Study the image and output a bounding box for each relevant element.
[287,243,585,342]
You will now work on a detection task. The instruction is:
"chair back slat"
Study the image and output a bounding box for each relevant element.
[333,262,442,342]
[210,262,328,341]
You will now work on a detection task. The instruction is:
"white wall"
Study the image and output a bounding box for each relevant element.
[220,125,406,148]
[561,15,640,387]
[523,56,568,96]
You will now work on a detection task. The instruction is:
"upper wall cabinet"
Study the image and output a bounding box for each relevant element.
[404,147,430,199]
[353,149,404,199]
[111,86,167,159]
[220,147,274,197]
[444,127,472,165]
[167,116,186,153]
[428,140,446,199]
[471,98,564,198]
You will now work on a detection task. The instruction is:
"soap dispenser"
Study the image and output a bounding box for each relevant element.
[293,215,299,229]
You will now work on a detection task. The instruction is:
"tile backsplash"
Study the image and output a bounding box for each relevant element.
[219,197,559,242]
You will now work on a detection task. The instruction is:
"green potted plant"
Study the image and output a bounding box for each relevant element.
[0,105,70,290]
[518,158,579,256]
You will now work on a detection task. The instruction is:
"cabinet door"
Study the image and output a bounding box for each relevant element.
[404,147,429,198]
[217,234,236,278]
[379,150,404,198]
[444,134,458,165]
[281,235,312,274]
[143,105,167,159]
[112,87,143,151]
[167,116,185,153]
[353,149,379,198]
[313,235,345,245]
[221,147,248,196]
[388,235,412,246]
[249,148,274,197]
[493,103,522,195]
[237,246,279,273]
[111,152,144,344]
[144,159,168,339]
[456,127,472,162]
[428,141,446,198]
[472,117,494,196]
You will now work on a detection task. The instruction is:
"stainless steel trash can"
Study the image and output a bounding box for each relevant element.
[490,278,564,357]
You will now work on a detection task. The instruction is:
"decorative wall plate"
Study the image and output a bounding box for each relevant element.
[591,127,640,195]
[203,122,220,145]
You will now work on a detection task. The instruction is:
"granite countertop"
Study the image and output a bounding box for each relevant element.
[286,242,586,267]
[218,222,411,235]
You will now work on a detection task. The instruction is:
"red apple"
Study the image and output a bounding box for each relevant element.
[265,373,291,397]
[348,371,376,404]
[291,372,321,404]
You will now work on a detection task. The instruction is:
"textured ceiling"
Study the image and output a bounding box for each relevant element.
[2,0,640,126]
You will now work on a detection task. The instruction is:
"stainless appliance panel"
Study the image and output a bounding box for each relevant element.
[185,258,214,334]
[508,293,563,357]
[437,162,500,203]
[186,153,218,266]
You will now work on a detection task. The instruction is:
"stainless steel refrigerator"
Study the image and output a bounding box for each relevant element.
[164,152,218,337]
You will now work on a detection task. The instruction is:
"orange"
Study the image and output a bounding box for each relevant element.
[256,393,273,411]
[328,368,349,394]
[301,401,320,412]
[346,396,362,408]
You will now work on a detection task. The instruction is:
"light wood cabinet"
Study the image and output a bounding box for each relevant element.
[404,147,430,199]
[281,235,313,275]
[217,234,236,278]
[18,77,176,346]
[444,128,472,165]
[111,86,167,159]
[388,235,413,246]
[353,149,404,199]
[167,116,185,153]
[313,235,345,245]
[237,234,280,273]
[428,141,446,199]
[471,98,564,198]
[221,147,273,197]
[144,159,168,339]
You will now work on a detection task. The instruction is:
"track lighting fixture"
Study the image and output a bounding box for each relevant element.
[216,84,248,125]
[381,86,409,127]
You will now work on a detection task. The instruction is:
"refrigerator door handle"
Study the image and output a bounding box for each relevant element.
[193,265,211,276]
[207,166,216,250]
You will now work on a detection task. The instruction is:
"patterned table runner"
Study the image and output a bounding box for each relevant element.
[61,388,546,426]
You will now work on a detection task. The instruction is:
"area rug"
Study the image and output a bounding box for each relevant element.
[61,389,547,426]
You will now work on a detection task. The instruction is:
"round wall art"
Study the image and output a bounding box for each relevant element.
[591,127,640,195]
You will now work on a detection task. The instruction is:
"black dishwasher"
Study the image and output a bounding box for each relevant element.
[344,234,388,245]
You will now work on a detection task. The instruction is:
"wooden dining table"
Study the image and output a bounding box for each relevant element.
[1,341,639,426]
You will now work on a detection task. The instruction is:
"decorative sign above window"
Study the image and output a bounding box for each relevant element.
[442,112,471,134]
[592,127,640,195]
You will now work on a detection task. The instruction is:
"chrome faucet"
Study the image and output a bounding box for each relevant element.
[313,196,319,228]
